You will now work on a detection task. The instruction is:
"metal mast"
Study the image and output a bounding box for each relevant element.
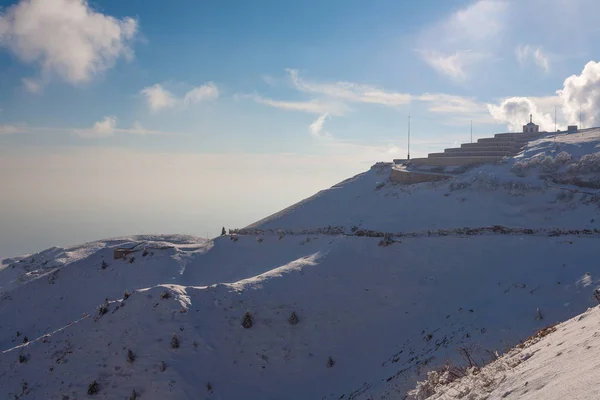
[470,120,473,143]
[407,116,411,160]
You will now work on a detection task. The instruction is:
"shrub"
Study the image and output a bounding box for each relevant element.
[142,249,149,257]
[98,302,109,316]
[242,312,253,329]
[123,290,131,300]
[171,334,180,349]
[129,257,135,264]
[555,151,572,165]
[101,260,108,269]
[327,357,335,368]
[129,389,139,400]
[160,361,167,372]
[127,349,135,363]
[160,291,171,299]
[19,354,27,363]
[256,237,263,243]
[288,312,299,325]
[87,380,99,395]
[207,382,213,392]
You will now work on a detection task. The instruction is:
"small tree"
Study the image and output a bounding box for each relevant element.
[101,260,108,269]
[171,334,180,349]
[87,380,100,395]
[242,312,253,329]
[127,349,135,363]
[221,227,226,236]
[327,357,335,368]
[288,312,299,325]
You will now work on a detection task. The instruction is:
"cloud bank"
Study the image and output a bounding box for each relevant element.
[0,0,138,89]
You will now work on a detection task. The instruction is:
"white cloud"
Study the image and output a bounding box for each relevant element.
[236,93,349,116]
[73,116,180,138]
[559,60,600,128]
[515,44,551,72]
[418,93,486,114]
[183,82,219,105]
[22,77,42,93]
[0,0,138,88]
[308,114,332,140]
[141,82,219,111]
[140,84,177,112]
[287,69,411,106]
[418,92,496,125]
[0,125,22,135]
[74,116,117,138]
[487,97,555,131]
[416,0,506,80]
[418,50,487,81]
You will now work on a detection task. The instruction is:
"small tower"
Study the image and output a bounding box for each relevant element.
[523,114,539,133]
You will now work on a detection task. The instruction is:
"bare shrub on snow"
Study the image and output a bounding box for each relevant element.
[512,151,574,176]
[568,152,600,173]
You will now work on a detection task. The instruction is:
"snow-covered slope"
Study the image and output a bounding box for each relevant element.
[1,130,599,399]
[409,305,600,400]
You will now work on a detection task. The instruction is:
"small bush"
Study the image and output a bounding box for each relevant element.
[142,249,149,257]
[101,260,108,269]
[127,349,135,363]
[160,361,167,372]
[288,312,299,325]
[207,382,213,392]
[327,356,335,368]
[98,302,108,316]
[87,380,100,395]
[256,237,263,243]
[129,257,135,264]
[129,389,139,400]
[19,354,27,363]
[160,291,171,299]
[123,290,131,300]
[171,334,180,349]
[22,336,28,344]
[242,312,253,329]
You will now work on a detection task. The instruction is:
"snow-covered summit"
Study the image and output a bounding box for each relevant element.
[1,129,599,399]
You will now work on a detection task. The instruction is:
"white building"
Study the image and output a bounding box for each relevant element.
[523,114,539,133]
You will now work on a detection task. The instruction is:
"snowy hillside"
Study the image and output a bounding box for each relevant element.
[409,305,600,400]
[1,130,599,399]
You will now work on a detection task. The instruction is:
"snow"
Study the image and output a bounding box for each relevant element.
[0,130,599,399]
[408,305,600,400]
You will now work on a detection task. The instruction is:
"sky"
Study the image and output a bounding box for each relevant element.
[1,0,600,258]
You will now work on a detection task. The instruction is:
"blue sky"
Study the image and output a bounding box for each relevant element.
[1,0,600,258]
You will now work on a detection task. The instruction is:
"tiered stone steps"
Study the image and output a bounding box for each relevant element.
[409,131,543,167]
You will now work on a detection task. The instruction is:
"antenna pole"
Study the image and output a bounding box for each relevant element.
[470,120,473,143]
[407,116,411,160]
